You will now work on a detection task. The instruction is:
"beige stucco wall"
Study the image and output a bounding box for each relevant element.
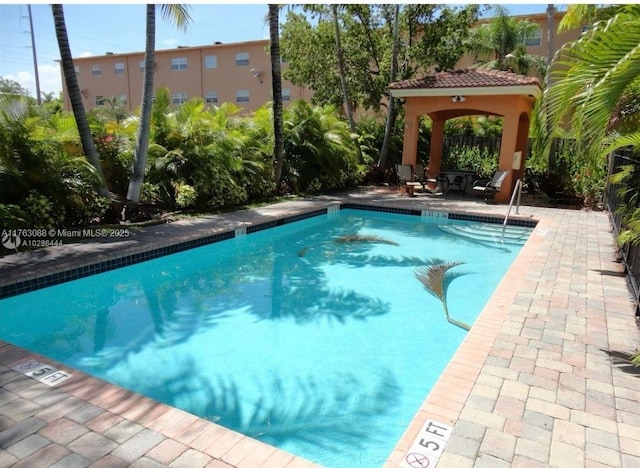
[62,40,313,113]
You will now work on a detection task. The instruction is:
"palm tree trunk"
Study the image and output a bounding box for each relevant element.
[51,4,108,197]
[378,4,400,169]
[332,5,355,133]
[545,4,555,88]
[127,4,156,203]
[269,4,285,192]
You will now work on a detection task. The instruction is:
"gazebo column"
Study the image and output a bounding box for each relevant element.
[513,112,531,184]
[496,113,519,203]
[427,115,445,180]
[401,109,420,167]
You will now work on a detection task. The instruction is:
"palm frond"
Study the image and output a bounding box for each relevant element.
[414,261,470,331]
[414,261,463,302]
[547,6,640,158]
[602,131,640,159]
[0,96,28,123]
[158,4,193,32]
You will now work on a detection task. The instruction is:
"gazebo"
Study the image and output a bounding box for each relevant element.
[389,68,542,203]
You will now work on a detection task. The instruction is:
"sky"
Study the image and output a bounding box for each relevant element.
[0,3,555,99]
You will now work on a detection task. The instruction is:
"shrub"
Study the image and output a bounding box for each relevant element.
[283,101,364,194]
[23,191,65,229]
[0,204,27,230]
[443,146,498,178]
[173,182,197,208]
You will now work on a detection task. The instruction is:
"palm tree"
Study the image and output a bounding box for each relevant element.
[545,4,554,88]
[268,4,285,192]
[331,4,356,135]
[467,5,542,75]
[126,4,192,203]
[51,4,108,197]
[378,4,400,169]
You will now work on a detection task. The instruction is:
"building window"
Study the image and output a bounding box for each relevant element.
[92,64,102,76]
[74,65,80,75]
[524,27,542,47]
[139,60,145,72]
[115,94,128,105]
[114,62,125,74]
[172,92,188,104]
[282,88,291,102]
[235,52,249,66]
[205,91,218,104]
[204,55,217,69]
[236,89,250,102]
[171,57,187,70]
[95,96,105,106]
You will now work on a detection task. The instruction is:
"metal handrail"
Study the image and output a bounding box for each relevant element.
[502,179,523,240]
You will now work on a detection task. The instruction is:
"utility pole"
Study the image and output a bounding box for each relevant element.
[27,5,42,105]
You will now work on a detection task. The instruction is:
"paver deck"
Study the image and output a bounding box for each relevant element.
[1,188,639,467]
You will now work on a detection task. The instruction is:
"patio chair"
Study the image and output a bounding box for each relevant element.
[472,169,509,202]
[414,163,427,185]
[415,163,447,195]
[395,164,422,196]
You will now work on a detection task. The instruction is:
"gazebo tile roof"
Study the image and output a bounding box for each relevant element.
[389,68,540,90]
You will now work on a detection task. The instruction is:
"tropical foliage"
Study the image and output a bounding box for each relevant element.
[546,4,640,209]
[0,97,109,230]
[0,88,371,235]
[282,100,365,194]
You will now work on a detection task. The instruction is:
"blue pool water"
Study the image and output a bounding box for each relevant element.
[0,209,532,467]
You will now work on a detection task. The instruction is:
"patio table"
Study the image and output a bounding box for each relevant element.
[440,170,478,194]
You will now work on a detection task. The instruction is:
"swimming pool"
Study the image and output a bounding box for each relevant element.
[0,207,533,467]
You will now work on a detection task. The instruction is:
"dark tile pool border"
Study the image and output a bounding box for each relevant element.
[0,203,536,299]
[341,202,538,228]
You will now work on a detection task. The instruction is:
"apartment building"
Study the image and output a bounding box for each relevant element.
[61,39,312,113]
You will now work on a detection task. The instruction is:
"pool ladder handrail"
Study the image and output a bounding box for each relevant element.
[502,178,523,241]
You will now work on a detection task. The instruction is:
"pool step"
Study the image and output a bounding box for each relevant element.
[438,222,531,245]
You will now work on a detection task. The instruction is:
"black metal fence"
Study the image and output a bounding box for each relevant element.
[443,135,504,159]
[442,135,573,162]
[605,149,640,317]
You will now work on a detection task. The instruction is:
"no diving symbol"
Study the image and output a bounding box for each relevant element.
[406,452,430,468]
[17,360,41,371]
